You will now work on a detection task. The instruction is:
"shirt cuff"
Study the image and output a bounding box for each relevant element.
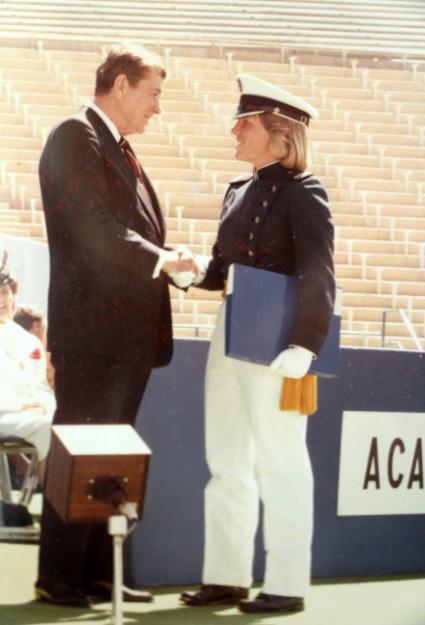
[152,249,167,279]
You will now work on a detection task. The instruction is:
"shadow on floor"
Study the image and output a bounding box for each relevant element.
[0,599,298,625]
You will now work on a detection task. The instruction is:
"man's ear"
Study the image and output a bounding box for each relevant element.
[113,73,129,99]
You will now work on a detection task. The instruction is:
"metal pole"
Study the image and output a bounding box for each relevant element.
[381,310,389,347]
[108,515,128,625]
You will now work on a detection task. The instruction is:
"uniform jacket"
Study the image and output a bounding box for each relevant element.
[0,320,55,414]
[39,107,172,367]
[200,162,335,356]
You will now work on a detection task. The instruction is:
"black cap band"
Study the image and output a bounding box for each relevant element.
[236,94,311,126]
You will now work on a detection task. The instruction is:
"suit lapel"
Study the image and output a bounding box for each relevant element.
[138,164,166,237]
[84,107,164,242]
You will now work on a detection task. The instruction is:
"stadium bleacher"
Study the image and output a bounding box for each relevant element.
[0,0,424,349]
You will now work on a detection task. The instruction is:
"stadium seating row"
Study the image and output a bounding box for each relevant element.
[0,37,424,349]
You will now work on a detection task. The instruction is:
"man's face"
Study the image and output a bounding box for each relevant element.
[0,284,14,323]
[231,114,275,169]
[119,70,163,136]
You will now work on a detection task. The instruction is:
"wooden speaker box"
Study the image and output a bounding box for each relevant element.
[45,424,151,523]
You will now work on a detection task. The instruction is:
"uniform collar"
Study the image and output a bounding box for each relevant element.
[253,161,297,181]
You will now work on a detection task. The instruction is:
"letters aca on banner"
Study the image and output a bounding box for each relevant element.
[338,411,424,516]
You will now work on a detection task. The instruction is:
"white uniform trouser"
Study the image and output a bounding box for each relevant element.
[0,411,52,461]
[202,304,314,597]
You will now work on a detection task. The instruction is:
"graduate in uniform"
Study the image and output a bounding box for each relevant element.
[180,74,335,614]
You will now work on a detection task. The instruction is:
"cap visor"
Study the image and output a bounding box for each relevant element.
[233,110,265,119]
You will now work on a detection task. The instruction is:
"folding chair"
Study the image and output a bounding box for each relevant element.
[0,437,40,541]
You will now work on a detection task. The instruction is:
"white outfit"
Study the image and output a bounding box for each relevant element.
[202,304,314,597]
[0,320,55,460]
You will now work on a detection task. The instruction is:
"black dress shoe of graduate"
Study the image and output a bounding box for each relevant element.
[180,584,248,606]
[239,593,305,613]
[86,581,153,603]
[35,581,91,608]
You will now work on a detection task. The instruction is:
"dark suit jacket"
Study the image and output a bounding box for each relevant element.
[199,162,335,356]
[39,106,172,367]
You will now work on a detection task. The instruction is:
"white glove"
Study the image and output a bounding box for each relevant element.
[169,245,197,288]
[169,271,196,288]
[270,345,314,379]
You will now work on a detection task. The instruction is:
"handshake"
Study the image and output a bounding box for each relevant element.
[161,246,316,379]
[161,245,201,288]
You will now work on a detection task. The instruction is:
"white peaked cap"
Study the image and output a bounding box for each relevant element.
[235,73,319,125]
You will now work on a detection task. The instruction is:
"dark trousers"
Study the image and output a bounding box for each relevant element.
[37,352,151,589]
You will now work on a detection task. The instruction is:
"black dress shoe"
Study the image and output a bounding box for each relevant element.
[35,581,91,608]
[86,581,153,603]
[239,593,304,613]
[180,584,248,606]
[2,502,33,527]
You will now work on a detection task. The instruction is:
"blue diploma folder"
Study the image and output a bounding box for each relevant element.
[225,263,342,377]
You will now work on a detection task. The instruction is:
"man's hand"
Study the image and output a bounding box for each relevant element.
[162,246,200,288]
[270,345,314,379]
[162,246,199,275]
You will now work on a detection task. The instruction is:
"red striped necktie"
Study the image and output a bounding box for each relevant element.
[119,137,144,179]
[119,137,154,212]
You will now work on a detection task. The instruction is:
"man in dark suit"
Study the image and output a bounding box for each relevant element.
[35,45,193,607]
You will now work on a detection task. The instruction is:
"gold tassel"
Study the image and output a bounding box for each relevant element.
[280,374,318,415]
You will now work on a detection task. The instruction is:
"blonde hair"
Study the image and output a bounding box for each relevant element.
[259,113,309,173]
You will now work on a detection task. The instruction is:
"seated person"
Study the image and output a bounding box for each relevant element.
[0,253,55,524]
[14,304,45,343]
[14,304,55,389]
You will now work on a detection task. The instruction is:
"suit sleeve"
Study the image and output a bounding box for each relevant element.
[287,181,335,355]
[40,119,162,280]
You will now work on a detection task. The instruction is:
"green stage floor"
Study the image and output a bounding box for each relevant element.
[0,542,424,625]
